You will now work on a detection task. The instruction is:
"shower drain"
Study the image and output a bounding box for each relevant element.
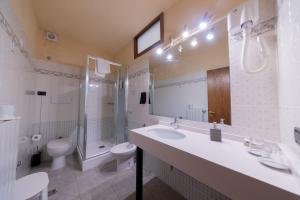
[98,145,106,149]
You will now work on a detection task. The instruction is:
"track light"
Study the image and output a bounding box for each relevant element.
[156,48,163,55]
[182,25,189,39]
[206,32,214,41]
[190,38,198,47]
[199,21,208,30]
[166,54,173,61]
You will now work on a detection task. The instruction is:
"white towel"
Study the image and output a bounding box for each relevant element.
[95,58,111,78]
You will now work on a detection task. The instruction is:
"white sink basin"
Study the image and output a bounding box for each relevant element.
[147,128,185,139]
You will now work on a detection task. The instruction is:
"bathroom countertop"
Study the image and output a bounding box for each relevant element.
[129,124,300,200]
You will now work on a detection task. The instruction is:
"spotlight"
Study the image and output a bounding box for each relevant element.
[206,32,214,41]
[182,30,189,38]
[166,54,173,61]
[182,25,189,38]
[199,21,208,30]
[190,38,198,47]
[156,48,163,55]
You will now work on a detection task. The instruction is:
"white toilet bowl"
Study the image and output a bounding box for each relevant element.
[110,142,136,171]
[47,137,72,170]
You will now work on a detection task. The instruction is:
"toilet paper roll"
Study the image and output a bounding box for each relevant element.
[32,134,42,142]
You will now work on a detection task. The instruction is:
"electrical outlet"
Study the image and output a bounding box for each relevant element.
[25,90,35,95]
[295,127,300,146]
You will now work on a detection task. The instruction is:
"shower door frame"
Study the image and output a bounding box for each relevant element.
[77,63,89,160]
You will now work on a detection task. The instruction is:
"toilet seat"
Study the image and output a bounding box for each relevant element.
[110,142,136,156]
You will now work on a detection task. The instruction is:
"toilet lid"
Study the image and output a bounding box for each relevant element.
[14,172,49,200]
[47,138,71,150]
[110,142,137,155]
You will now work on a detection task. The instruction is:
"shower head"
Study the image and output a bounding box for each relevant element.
[240,0,259,28]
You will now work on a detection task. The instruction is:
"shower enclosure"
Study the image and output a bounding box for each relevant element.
[77,60,126,161]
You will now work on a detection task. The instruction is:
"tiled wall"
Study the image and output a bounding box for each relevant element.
[228,19,280,142]
[16,60,80,177]
[144,153,230,200]
[17,120,78,177]
[86,77,114,141]
[277,0,300,157]
[127,60,153,129]
[153,71,208,122]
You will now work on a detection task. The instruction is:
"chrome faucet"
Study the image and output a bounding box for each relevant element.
[170,117,179,129]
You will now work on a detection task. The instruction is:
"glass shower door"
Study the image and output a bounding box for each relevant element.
[77,66,89,160]
[78,63,126,161]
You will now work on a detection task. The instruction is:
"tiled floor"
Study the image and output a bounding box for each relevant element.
[30,155,185,200]
[125,178,186,200]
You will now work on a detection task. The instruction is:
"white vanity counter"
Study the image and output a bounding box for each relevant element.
[129,124,300,200]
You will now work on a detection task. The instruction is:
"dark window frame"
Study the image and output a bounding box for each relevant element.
[134,13,164,59]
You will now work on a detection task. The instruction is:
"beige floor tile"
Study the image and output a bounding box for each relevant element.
[32,155,184,200]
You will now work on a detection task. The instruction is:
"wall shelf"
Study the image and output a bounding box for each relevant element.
[0,116,21,123]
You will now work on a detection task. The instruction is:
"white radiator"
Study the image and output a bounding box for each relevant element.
[185,105,207,122]
[0,120,19,200]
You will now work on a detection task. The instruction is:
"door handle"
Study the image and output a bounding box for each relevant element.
[208,111,216,115]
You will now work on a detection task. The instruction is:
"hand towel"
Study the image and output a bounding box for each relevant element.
[140,92,147,104]
[95,58,111,78]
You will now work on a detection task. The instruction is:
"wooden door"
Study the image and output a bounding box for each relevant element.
[207,67,231,125]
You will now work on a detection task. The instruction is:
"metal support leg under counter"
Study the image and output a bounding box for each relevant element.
[136,147,143,200]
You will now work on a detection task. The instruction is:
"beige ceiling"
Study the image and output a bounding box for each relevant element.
[32,0,179,56]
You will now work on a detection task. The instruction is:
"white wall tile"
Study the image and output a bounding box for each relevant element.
[278,0,300,156]
[228,20,280,142]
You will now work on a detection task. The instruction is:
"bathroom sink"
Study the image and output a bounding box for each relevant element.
[147,128,185,139]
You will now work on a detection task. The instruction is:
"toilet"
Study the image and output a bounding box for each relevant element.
[47,131,75,170]
[110,142,136,171]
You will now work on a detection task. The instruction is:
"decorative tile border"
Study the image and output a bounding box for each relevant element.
[34,67,115,84]
[128,68,149,79]
[230,17,277,42]
[0,11,30,59]
[33,67,81,79]
[89,77,115,84]
[155,77,207,89]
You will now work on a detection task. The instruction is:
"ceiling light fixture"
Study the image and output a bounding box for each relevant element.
[166,54,173,61]
[182,25,189,39]
[206,32,214,41]
[190,38,198,47]
[156,48,163,55]
[199,21,208,30]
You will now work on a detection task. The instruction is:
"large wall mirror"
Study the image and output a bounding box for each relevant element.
[149,18,231,125]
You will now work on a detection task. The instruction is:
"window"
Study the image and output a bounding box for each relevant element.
[134,13,164,59]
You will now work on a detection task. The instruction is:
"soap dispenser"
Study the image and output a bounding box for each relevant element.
[210,122,222,142]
